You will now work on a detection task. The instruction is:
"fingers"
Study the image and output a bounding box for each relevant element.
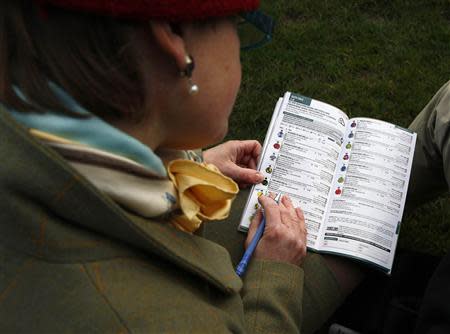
[295,207,305,221]
[260,194,303,231]
[296,207,307,237]
[258,195,282,228]
[253,194,308,266]
[281,194,294,210]
[204,140,264,187]
[248,157,257,170]
[279,196,302,230]
[237,140,262,156]
[236,140,262,169]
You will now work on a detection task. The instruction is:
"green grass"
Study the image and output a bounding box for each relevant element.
[227,0,450,256]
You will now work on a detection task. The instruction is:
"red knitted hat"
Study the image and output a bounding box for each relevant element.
[36,0,260,21]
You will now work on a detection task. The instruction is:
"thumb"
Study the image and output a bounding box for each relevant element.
[226,165,264,185]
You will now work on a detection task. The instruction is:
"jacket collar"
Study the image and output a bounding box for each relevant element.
[0,106,242,294]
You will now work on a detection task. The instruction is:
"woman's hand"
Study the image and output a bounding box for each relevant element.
[203,140,264,188]
[246,194,307,266]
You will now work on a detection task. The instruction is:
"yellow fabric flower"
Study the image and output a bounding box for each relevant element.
[29,128,239,233]
[168,159,239,233]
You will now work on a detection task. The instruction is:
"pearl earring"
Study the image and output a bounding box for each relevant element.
[180,55,199,95]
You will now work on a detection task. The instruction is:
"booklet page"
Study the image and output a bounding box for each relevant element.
[239,93,348,249]
[321,118,416,272]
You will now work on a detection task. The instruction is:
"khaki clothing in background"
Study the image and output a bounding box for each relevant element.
[408,80,450,205]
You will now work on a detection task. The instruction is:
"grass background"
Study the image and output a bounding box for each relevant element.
[226,0,450,255]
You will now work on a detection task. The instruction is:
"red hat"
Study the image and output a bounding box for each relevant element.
[36,0,260,21]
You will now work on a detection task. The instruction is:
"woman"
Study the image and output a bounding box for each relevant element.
[0,1,362,332]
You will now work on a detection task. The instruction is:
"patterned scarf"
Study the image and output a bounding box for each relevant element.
[8,85,239,233]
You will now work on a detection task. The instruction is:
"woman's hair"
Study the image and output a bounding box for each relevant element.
[0,1,153,120]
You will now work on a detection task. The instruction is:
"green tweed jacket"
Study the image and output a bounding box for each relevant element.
[0,107,305,333]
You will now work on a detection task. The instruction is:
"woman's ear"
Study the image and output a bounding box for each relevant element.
[149,21,188,72]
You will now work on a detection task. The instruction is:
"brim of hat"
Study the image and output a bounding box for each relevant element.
[37,0,260,21]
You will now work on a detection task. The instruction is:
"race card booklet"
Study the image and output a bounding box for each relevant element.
[238,93,417,274]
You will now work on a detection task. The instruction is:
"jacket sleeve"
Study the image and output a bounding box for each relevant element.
[241,259,304,334]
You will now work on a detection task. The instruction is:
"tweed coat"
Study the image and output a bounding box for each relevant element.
[0,106,307,333]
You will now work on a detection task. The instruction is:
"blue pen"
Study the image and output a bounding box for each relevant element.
[236,192,282,277]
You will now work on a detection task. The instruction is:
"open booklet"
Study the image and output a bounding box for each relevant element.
[238,93,417,274]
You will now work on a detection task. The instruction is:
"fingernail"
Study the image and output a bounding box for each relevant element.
[256,172,264,181]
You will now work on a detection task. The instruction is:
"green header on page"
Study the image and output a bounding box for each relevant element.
[290,93,312,106]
